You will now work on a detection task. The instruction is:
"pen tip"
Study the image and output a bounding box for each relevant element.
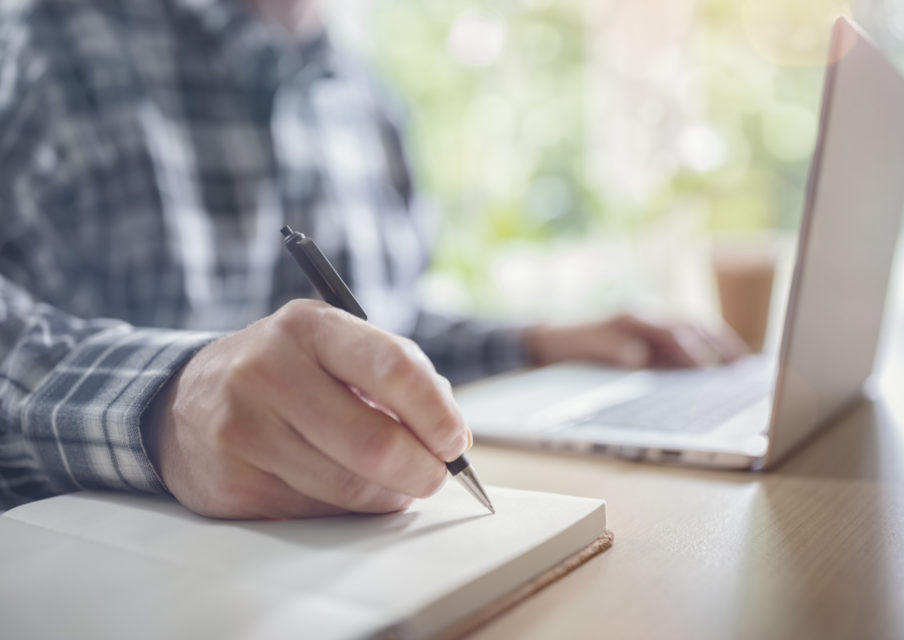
[453,465,495,515]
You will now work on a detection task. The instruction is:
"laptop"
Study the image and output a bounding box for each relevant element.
[454,17,904,470]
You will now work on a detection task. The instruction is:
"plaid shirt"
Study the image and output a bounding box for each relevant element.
[0,0,527,510]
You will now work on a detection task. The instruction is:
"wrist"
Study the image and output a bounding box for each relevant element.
[524,323,559,367]
[140,368,184,490]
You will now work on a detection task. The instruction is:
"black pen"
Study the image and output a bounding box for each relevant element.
[281,225,495,514]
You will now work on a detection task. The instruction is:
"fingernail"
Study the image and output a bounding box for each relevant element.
[466,428,473,451]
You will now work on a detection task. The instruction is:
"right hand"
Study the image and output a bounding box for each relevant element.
[142,300,470,519]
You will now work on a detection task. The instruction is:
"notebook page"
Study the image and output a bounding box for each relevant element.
[1,484,606,639]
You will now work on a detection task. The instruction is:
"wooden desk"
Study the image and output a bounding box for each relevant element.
[466,357,904,639]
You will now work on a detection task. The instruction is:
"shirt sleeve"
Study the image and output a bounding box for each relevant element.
[0,27,217,509]
[0,276,216,509]
[409,310,530,385]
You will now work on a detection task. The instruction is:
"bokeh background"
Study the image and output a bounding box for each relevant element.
[325,0,904,323]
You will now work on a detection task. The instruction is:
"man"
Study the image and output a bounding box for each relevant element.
[0,0,744,518]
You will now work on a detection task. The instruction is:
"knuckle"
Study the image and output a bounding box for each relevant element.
[272,299,320,335]
[308,304,360,345]
[398,336,433,370]
[380,339,431,391]
[381,343,419,383]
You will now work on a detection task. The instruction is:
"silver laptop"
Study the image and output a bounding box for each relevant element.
[455,17,904,470]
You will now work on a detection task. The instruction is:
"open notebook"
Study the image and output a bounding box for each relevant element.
[0,484,610,639]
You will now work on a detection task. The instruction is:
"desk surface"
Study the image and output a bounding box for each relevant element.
[466,353,904,640]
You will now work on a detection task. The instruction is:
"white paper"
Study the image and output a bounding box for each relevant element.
[0,483,606,639]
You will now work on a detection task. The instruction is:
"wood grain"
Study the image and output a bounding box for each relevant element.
[463,356,904,640]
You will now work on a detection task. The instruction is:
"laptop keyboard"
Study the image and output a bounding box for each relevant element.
[568,358,773,434]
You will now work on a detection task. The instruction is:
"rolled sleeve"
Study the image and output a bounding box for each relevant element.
[20,325,215,496]
[0,279,217,508]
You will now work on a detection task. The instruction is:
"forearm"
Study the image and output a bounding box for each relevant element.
[0,277,216,509]
[407,310,531,384]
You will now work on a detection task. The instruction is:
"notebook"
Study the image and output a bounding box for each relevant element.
[0,484,610,640]
[455,17,904,470]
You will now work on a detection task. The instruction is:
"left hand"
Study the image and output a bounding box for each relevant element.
[525,313,748,369]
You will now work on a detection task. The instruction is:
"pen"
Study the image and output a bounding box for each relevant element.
[281,225,495,514]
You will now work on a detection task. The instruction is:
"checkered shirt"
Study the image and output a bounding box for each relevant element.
[0,0,528,509]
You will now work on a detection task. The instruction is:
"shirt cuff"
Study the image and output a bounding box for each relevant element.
[20,326,218,496]
[482,325,532,376]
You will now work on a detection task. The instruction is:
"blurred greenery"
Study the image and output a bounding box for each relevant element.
[371,0,594,287]
[364,0,903,307]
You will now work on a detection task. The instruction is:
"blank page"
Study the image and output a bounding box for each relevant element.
[0,483,606,639]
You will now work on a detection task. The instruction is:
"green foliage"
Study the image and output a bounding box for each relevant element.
[368,1,878,299]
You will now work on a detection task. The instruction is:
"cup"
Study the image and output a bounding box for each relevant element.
[711,236,777,353]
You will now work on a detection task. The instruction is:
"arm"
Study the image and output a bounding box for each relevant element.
[408,310,531,385]
[524,314,749,369]
[411,308,747,386]
[0,30,215,508]
[0,275,214,508]
[0,276,468,519]
[369,76,745,382]
[0,19,468,518]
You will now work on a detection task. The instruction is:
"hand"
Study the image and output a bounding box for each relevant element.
[525,313,748,369]
[142,300,470,519]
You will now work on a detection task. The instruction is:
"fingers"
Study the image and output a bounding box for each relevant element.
[526,322,653,368]
[615,315,747,367]
[153,299,463,520]
[235,413,418,515]
[199,470,354,520]
[706,323,750,361]
[305,307,470,463]
[161,377,420,518]
[225,306,451,502]
[181,447,407,520]
[263,356,449,499]
[613,317,702,367]
[525,314,751,372]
